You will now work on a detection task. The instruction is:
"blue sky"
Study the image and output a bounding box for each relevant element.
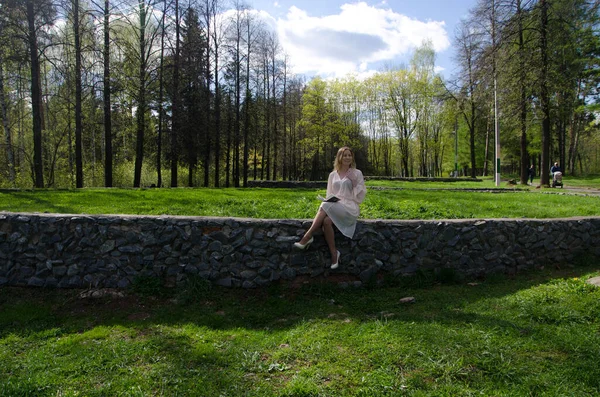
[247,0,479,80]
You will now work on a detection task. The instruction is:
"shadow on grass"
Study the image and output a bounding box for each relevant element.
[0,189,203,216]
[1,263,597,335]
[1,263,599,395]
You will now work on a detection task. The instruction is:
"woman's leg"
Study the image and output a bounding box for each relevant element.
[298,208,328,244]
[322,216,338,264]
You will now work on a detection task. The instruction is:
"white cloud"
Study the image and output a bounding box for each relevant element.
[274,2,450,78]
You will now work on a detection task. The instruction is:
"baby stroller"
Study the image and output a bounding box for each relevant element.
[552,171,563,188]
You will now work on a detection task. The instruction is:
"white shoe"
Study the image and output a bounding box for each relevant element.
[293,236,313,250]
[330,250,340,269]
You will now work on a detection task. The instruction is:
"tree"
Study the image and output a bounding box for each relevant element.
[5,0,57,187]
[299,77,328,180]
[453,20,484,178]
[69,0,84,187]
[26,0,56,187]
[155,0,167,187]
[241,7,261,186]
[171,0,181,187]
[0,18,16,185]
[121,0,161,188]
[538,0,551,185]
[199,0,225,187]
[101,0,114,187]
[385,68,420,177]
[505,0,535,185]
[180,6,207,187]
[224,0,257,187]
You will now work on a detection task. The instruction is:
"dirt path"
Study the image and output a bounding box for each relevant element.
[554,186,600,196]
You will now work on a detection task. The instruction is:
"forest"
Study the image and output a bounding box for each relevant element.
[0,0,598,188]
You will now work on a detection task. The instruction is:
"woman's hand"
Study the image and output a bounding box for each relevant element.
[347,169,358,186]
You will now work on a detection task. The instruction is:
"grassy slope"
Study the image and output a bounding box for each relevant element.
[1,178,599,395]
[1,183,600,219]
[1,266,599,396]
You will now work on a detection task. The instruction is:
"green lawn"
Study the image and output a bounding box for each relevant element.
[365,174,600,189]
[2,179,599,395]
[1,265,599,396]
[1,182,600,219]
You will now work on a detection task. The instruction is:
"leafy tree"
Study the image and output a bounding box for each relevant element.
[179,6,207,187]
[2,0,56,187]
[119,0,162,188]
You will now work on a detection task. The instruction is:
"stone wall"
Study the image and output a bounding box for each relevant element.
[1,212,599,289]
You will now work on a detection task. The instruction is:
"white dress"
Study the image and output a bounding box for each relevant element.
[320,168,367,238]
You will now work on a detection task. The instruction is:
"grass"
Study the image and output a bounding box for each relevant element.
[364,177,502,189]
[1,178,600,219]
[364,174,600,190]
[1,265,599,396]
[555,175,600,188]
[1,178,599,395]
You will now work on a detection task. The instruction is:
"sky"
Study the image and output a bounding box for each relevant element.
[248,0,479,80]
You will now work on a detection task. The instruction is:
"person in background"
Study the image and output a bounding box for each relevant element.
[293,146,367,269]
[528,164,535,185]
[550,161,562,180]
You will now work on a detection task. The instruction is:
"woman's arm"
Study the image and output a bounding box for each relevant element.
[326,171,334,196]
[349,169,366,203]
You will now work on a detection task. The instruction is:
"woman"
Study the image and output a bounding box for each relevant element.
[293,146,367,269]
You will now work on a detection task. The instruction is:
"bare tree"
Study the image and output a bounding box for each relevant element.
[241,7,261,186]
[453,20,484,178]
[101,0,114,187]
[26,0,54,187]
[171,0,181,187]
[119,0,162,187]
[225,0,245,187]
[69,0,84,187]
[156,0,167,188]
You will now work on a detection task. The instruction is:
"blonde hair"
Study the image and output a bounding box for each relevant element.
[334,146,356,171]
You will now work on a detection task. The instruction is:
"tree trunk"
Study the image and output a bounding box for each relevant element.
[103,0,113,187]
[133,1,146,188]
[265,62,271,179]
[203,1,212,188]
[567,101,581,175]
[539,0,551,186]
[0,57,16,185]
[518,0,528,185]
[469,100,476,178]
[171,0,180,187]
[226,94,232,187]
[282,63,288,180]
[243,21,252,187]
[214,85,221,187]
[156,0,167,188]
[483,111,490,176]
[270,56,278,181]
[73,0,83,187]
[210,2,222,188]
[26,0,44,188]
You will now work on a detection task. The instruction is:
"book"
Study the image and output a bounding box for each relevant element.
[317,194,340,202]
